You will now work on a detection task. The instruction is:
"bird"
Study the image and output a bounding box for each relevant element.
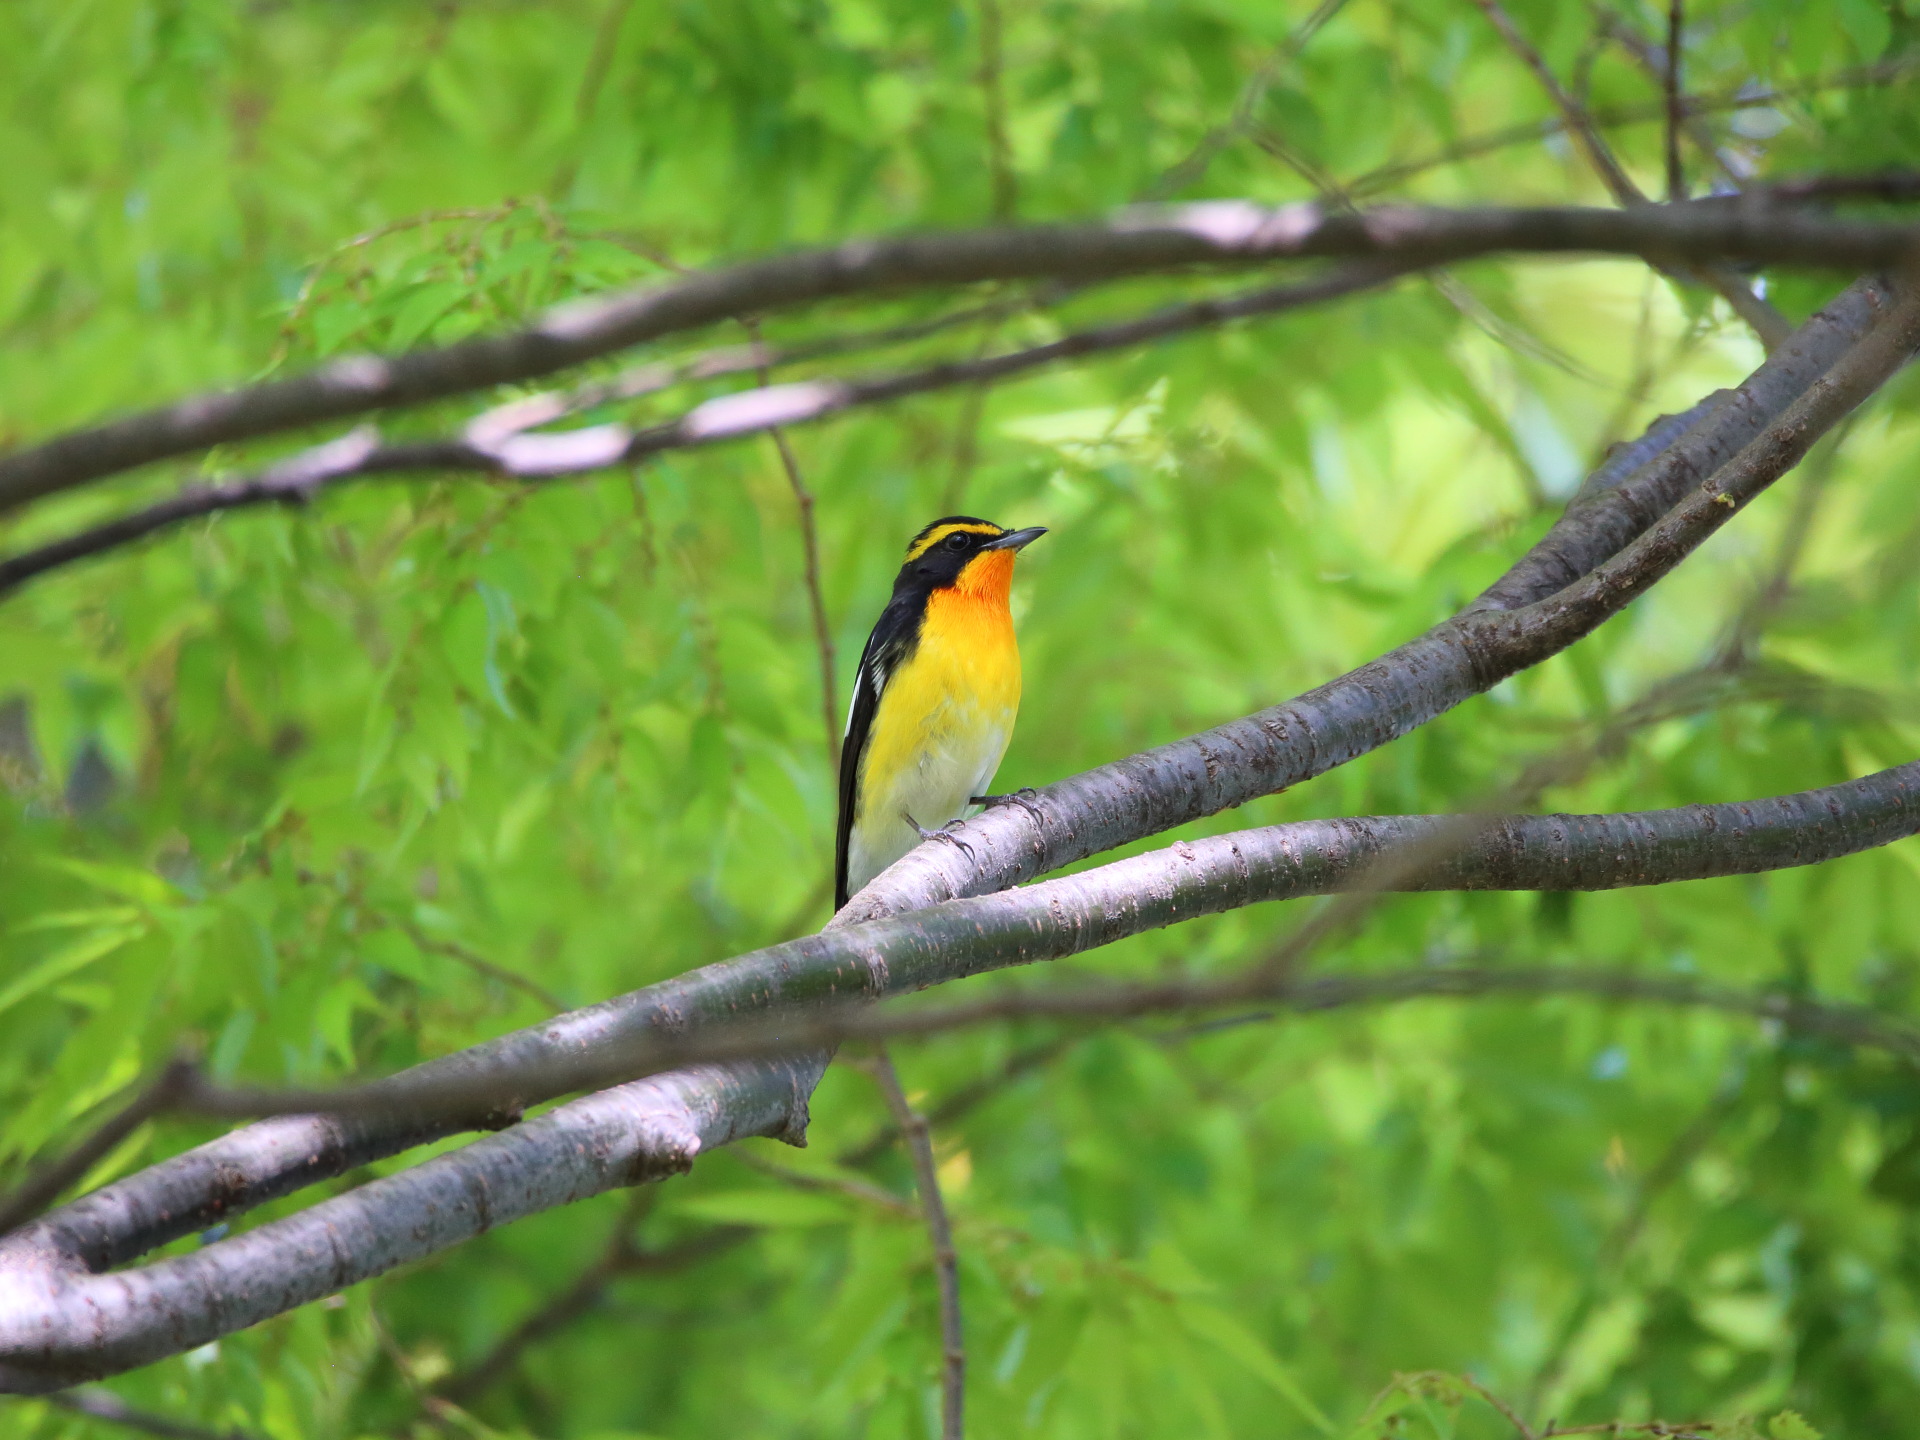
[835,515,1047,911]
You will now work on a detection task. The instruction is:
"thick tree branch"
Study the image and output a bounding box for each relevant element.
[0,1058,822,1391]
[2,741,1914,1387]
[844,275,1908,922]
[0,274,1910,1389]
[0,265,1411,599]
[2,200,1916,514]
[44,754,1920,1134]
[4,752,1919,1390]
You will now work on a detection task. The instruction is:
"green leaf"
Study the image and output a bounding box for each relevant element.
[0,926,144,1019]
[1175,1299,1336,1435]
[1770,1412,1824,1440]
[671,1190,854,1228]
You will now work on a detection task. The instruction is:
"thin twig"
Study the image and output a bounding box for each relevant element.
[732,1147,917,1215]
[746,321,840,768]
[434,1191,746,1407]
[976,0,1017,221]
[1346,62,1919,198]
[1665,0,1685,202]
[1457,1374,1538,1440]
[548,0,637,194]
[0,1060,196,1237]
[839,1034,1074,1167]
[396,919,567,1014]
[1148,0,1352,197]
[9,196,1912,514]
[1590,5,1743,191]
[37,1388,257,1440]
[869,1049,965,1440]
[1467,0,1790,347]
[1468,0,1645,204]
[1522,1068,1745,1417]
[0,265,1415,600]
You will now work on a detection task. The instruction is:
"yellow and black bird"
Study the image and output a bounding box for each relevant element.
[835,516,1047,911]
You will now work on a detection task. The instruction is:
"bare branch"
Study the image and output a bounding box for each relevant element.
[29,753,1920,1138]
[747,323,841,769]
[434,1193,747,1409]
[1665,1,1686,201]
[2,200,1916,513]
[1150,0,1353,198]
[2,275,1911,1386]
[1467,0,1789,346]
[35,1388,257,1440]
[975,0,1017,221]
[4,727,1917,1385]
[846,275,1906,922]
[1346,63,1920,198]
[0,265,1413,599]
[869,1050,965,1440]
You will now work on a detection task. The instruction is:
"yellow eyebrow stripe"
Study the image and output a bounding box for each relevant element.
[904,521,1002,561]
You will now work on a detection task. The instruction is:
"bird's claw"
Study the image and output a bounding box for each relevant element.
[903,810,975,864]
[970,786,1045,824]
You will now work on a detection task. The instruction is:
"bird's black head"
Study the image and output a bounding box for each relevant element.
[896,516,1047,591]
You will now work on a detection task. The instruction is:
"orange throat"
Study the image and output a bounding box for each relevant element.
[953,547,1016,605]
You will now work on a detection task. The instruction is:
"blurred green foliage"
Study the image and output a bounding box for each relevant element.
[2,0,1920,1436]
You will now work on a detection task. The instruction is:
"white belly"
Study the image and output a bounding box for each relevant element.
[845,708,1009,900]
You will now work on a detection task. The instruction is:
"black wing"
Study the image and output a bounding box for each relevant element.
[834,591,924,910]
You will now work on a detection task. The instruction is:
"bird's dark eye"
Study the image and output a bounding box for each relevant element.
[945,533,970,552]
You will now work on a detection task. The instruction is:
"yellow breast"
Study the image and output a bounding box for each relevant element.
[847,550,1023,895]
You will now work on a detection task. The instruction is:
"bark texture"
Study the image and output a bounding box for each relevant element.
[0,268,1913,1388]
[1,202,1914,512]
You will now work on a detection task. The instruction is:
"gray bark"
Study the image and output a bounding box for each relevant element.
[0,265,1411,599]
[841,275,1910,921]
[1,200,1914,512]
[2,751,1916,1386]
[0,274,1913,1389]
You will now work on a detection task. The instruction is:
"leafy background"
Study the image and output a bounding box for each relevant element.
[2,0,1920,1435]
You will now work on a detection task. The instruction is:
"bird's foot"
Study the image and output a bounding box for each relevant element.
[903,810,975,864]
[970,786,1045,824]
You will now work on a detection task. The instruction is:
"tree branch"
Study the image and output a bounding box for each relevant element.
[2,199,1915,513]
[5,749,1919,1311]
[33,1388,257,1440]
[1468,0,1790,346]
[747,324,841,770]
[1346,63,1920,199]
[434,1202,747,1409]
[844,274,1908,922]
[0,274,1911,1388]
[0,265,1412,600]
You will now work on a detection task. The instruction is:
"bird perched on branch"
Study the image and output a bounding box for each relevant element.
[835,516,1047,911]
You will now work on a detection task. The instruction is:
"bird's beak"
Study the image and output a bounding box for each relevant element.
[983,526,1047,552]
